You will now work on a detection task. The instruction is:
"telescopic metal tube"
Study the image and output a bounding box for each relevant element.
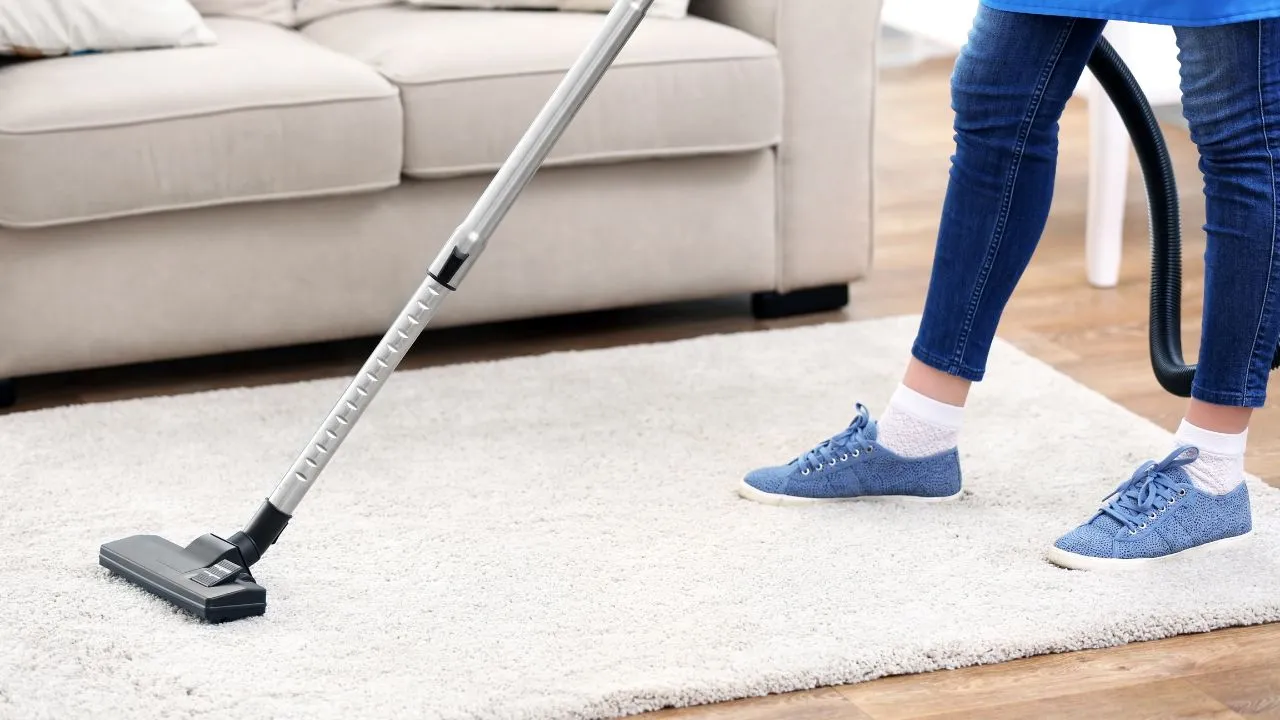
[254,0,653,526]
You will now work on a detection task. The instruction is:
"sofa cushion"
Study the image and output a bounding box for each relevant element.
[405,0,690,19]
[297,0,398,23]
[0,17,403,228]
[190,0,295,25]
[301,7,781,179]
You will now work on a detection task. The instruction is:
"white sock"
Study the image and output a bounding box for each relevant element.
[1174,419,1246,495]
[875,383,964,457]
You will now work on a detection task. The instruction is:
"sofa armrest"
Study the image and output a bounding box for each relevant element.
[688,0,882,291]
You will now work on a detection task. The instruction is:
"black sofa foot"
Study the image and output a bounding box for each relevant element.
[751,284,849,320]
[0,379,14,409]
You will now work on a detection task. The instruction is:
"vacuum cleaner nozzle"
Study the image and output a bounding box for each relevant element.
[98,533,267,623]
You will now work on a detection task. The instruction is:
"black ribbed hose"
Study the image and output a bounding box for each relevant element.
[1085,38,1280,398]
[1085,38,1192,396]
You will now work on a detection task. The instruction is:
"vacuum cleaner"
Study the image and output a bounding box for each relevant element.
[96,6,1275,622]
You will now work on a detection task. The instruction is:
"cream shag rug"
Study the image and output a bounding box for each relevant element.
[4,315,1280,720]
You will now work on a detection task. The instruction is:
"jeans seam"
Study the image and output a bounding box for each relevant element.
[1246,22,1280,400]
[950,19,1077,368]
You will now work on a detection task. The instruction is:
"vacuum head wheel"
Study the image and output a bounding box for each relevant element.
[99,533,266,623]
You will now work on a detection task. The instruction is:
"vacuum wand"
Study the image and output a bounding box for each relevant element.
[259,0,653,532]
[99,0,654,623]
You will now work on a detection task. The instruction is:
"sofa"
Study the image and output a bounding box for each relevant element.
[0,0,881,407]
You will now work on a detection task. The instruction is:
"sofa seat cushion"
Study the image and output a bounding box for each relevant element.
[0,17,403,228]
[301,7,781,178]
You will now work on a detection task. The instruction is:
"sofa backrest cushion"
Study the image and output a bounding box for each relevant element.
[189,0,296,25]
[404,0,690,19]
[297,0,401,23]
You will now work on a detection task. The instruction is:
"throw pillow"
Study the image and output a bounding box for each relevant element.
[0,0,216,57]
[297,0,400,24]
[405,0,690,19]
[189,0,296,25]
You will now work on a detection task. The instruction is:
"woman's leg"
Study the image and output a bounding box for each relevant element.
[1046,18,1280,569]
[909,10,1105,389]
[885,7,1109,457]
[1179,19,1280,422]
[738,7,1105,505]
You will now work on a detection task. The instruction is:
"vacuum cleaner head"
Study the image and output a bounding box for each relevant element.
[99,533,266,623]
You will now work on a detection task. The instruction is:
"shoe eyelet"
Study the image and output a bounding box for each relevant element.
[1139,523,1147,529]
[801,468,810,476]
[839,454,849,461]
[866,446,874,453]
[1178,489,1187,496]
[852,450,860,457]
[1148,512,1157,520]
[1129,529,1137,535]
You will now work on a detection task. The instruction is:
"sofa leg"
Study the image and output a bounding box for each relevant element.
[751,284,849,320]
[0,379,14,409]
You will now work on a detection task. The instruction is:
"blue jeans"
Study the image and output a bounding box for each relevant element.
[912,6,1280,407]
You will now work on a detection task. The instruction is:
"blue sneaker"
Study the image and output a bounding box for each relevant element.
[737,404,963,505]
[1046,445,1253,570]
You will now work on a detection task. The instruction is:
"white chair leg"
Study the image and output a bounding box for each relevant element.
[1085,85,1130,289]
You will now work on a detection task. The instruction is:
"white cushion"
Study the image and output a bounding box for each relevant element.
[297,0,400,23]
[302,6,781,178]
[406,0,689,19]
[0,0,215,57]
[0,17,404,228]
[189,0,296,25]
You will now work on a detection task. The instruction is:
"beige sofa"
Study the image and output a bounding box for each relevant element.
[0,0,880,407]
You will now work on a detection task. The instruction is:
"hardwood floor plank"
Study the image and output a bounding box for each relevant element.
[639,687,872,720]
[1191,665,1280,719]
[889,678,1243,720]
[836,625,1280,720]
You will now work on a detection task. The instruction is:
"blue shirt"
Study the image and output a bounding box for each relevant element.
[980,0,1280,26]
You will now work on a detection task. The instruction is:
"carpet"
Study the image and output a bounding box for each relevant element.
[5,315,1280,720]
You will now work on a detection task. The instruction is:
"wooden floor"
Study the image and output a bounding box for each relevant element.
[7,56,1280,719]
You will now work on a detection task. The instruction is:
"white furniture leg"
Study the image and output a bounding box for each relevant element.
[1085,82,1129,288]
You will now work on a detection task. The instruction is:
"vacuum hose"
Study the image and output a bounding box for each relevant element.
[1085,37,1280,398]
[1084,38,1192,396]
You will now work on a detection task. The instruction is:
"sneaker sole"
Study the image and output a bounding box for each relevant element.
[736,479,963,506]
[1044,530,1255,571]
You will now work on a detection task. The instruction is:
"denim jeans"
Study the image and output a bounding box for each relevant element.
[912,6,1280,407]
